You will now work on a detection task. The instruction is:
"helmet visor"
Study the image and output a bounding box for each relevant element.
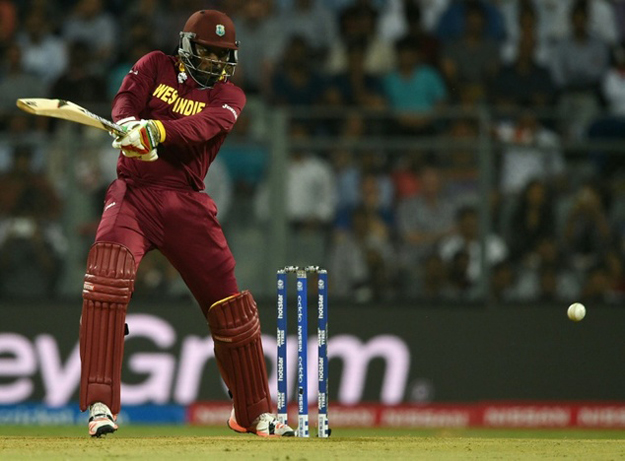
[179,33,237,88]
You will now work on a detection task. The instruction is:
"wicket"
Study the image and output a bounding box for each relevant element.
[276,266,329,438]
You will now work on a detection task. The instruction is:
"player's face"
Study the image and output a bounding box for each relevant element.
[195,44,229,74]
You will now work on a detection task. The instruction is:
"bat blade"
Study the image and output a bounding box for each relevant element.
[16,98,124,136]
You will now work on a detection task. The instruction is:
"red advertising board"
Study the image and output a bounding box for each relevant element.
[188,402,625,429]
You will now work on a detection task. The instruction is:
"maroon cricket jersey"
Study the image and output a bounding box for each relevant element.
[112,51,245,191]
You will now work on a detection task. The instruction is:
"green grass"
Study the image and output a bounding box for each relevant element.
[2,426,625,460]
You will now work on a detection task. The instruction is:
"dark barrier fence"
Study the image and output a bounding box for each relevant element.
[1,300,623,406]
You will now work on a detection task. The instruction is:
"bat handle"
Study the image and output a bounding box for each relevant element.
[109,124,125,138]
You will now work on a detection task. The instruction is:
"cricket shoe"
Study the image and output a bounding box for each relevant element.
[228,409,295,437]
[88,402,118,437]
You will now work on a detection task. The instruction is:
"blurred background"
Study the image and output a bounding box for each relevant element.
[1,0,625,429]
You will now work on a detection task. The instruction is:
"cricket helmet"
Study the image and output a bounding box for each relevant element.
[178,10,239,89]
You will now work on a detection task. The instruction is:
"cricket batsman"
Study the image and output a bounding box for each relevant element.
[79,9,295,438]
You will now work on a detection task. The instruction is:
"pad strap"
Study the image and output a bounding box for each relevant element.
[207,291,272,428]
[79,242,136,414]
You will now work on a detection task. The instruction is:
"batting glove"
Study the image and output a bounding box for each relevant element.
[112,118,165,162]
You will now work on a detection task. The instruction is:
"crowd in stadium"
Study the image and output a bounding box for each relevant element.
[0,0,624,304]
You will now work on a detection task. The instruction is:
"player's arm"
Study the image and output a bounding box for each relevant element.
[111,51,161,122]
[110,52,164,161]
[158,86,246,146]
[113,84,244,158]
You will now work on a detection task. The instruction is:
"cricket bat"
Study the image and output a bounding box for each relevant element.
[16,98,124,136]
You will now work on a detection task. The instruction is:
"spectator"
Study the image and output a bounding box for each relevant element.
[132,251,173,297]
[495,111,565,196]
[331,92,387,137]
[49,41,108,106]
[563,180,614,271]
[26,0,66,23]
[515,236,581,302]
[157,0,207,45]
[107,41,154,100]
[416,0,453,33]
[435,0,506,42]
[121,0,169,51]
[617,1,625,43]
[492,31,554,111]
[283,145,337,229]
[439,204,508,285]
[0,114,46,173]
[72,139,117,244]
[396,162,457,274]
[352,151,395,222]
[255,124,337,231]
[279,0,338,61]
[586,42,625,176]
[332,130,395,215]
[0,43,46,113]
[440,2,500,102]
[218,112,269,197]
[389,1,441,66]
[0,0,16,47]
[325,4,396,76]
[391,149,423,201]
[377,0,413,42]
[324,42,387,108]
[0,146,66,298]
[328,204,396,302]
[580,263,612,303]
[364,0,449,40]
[564,0,619,46]
[500,1,551,66]
[445,118,479,200]
[383,36,447,135]
[330,147,360,212]
[118,19,154,53]
[534,265,560,302]
[232,0,286,96]
[501,0,618,48]
[204,156,234,224]
[0,0,621,307]
[601,42,625,117]
[132,250,191,300]
[335,170,394,229]
[270,36,328,106]
[0,145,56,218]
[341,110,368,139]
[16,9,68,88]
[491,259,519,302]
[506,180,556,263]
[444,247,474,300]
[603,251,625,301]
[62,0,118,75]
[550,2,611,91]
[551,0,610,138]
[418,252,450,300]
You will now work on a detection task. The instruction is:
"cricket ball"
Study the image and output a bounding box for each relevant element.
[567,302,586,322]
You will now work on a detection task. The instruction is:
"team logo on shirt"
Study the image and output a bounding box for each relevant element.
[216,24,225,36]
[152,83,207,116]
